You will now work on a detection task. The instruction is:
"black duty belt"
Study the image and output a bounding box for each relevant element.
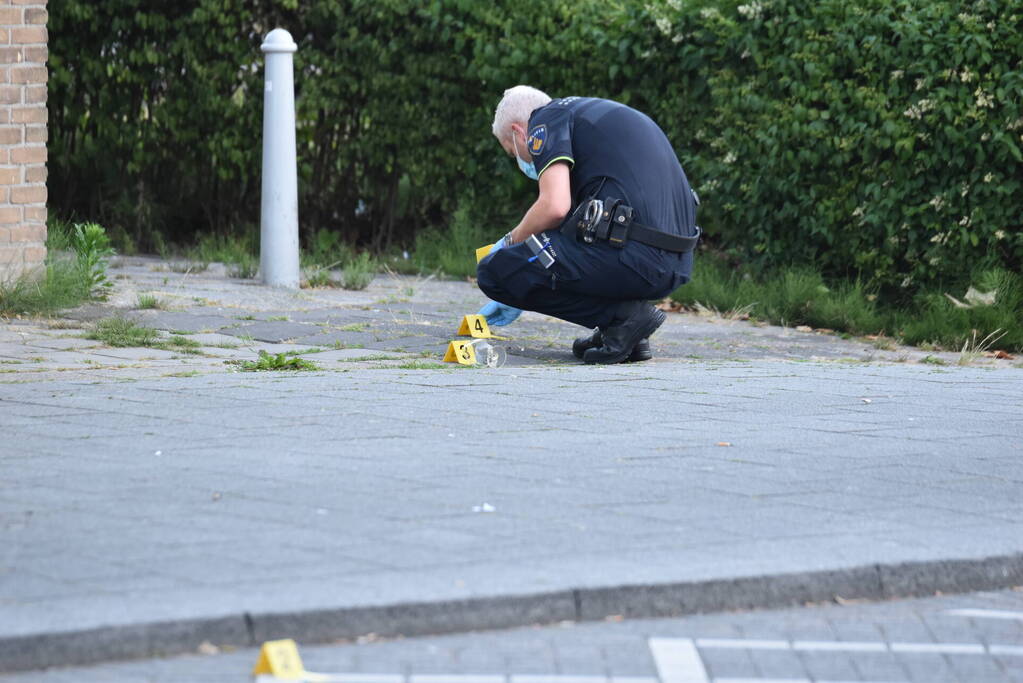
[561,197,700,254]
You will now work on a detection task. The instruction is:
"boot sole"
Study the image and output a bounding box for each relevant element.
[584,309,666,365]
[573,337,652,362]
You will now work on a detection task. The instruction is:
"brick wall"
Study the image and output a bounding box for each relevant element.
[0,0,46,282]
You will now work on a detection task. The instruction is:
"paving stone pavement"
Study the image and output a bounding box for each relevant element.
[1,258,1021,672]
[3,589,1022,682]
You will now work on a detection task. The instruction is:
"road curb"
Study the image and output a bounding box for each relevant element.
[4,552,1022,673]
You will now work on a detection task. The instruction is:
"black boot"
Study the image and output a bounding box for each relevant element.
[582,301,666,365]
[572,329,652,362]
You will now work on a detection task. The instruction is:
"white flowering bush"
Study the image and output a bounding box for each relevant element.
[676,0,1022,294]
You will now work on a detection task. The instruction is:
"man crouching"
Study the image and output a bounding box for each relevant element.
[476,85,700,364]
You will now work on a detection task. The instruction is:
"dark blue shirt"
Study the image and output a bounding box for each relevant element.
[527,97,697,238]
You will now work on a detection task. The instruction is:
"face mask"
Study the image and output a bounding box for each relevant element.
[512,131,539,181]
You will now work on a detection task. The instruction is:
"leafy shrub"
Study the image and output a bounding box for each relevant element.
[50,0,1022,297]
[677,0,1023,294]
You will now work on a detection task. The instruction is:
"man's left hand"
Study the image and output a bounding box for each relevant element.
[478,300,522,326]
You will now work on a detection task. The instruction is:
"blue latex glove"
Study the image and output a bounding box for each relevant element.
[489,235,508,254]
[478,299,522,327]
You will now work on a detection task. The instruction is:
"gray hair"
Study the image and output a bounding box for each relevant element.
[492,85,552,139]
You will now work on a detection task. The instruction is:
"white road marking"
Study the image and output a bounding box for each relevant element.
[945,608,1023,621]
[713,678,811,683]
[413,677,505,683]
[648,638,710,683]
[889,642,986,655]
[713,678,810,683]
[695,638,790,650]
[695,637,1023,656]
[511,677,609,683]
[790,640,887,652]
[715,680,907,683]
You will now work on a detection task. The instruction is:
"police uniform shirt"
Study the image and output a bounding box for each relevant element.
[526,97,696,238]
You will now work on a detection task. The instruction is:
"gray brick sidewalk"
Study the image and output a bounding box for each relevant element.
[1,259,1021,672]
[4,589,1022,681]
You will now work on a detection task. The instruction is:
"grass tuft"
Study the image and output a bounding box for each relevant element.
[86,317,161,347]
[186,233,258,279]
[393,360,453,370]
[1,218,117,316]
[303,268,336,288]
[239,350,319,371]
[672,257,1023,352]
[136,294,165,310]
[85,317,202,354]
[342,252,376,290]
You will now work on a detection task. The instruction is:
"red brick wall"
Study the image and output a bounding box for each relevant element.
[0,0,46,281]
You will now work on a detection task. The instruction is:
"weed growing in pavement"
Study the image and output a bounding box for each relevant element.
[86,317,202,354]
[957,328,1007,366]
[166,261,209,274]
[184,233,258,279]
[284,347,325,355]
[136,294,165,310]
[0,219,117,316]
[335,353,398,362]
[869,335,898,351]
[303,268,336,288]
[342,252,377,290]
[165,335,202,354]
[46,319,81,330]
[392,360,459,370]
[68,222,116,297]
[237,350,319,371]
[337,323,368,332]
[86,317,161,347]
[920,355,946,365]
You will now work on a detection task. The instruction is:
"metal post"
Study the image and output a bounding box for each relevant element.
[260,28,300,289]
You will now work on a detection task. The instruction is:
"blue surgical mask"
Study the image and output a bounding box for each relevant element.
[512,133,538,181]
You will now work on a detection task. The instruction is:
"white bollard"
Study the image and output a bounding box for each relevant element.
[259,28,300,289]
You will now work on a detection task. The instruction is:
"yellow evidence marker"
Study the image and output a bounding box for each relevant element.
[443,339,477,365]
[458,314,498,339]
[475,243,495,263]
[251,638,328,681]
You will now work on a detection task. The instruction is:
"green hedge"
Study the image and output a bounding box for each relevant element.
[51,0,1022,295]
[685,0,1023,296]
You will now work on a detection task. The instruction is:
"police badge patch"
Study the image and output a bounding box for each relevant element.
[527,125,547,156]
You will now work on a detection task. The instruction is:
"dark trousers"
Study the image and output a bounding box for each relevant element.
[476,230,693,330]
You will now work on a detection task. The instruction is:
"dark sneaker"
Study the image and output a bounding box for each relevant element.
[572,328,652,362]
[582,302,666,365]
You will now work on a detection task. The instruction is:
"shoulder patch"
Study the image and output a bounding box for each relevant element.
[527,125,547,156]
